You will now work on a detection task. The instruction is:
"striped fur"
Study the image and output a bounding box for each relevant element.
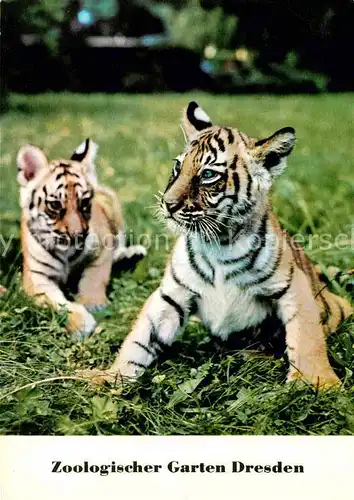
[82,103,352,388]
[18,139,146,339]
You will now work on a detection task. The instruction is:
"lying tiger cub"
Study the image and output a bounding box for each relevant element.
[17,139,146,339]
[82,102,352,388]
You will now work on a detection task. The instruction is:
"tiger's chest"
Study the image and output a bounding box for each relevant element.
[173,235,276,339]
[58,227,101,283]
[196,269,271,339]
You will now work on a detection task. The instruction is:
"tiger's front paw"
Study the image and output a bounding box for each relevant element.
[77,368,124,392]
[85,304,108,313]
[78,293,108,313]
[67,303,97,341]
[287,369,341,390]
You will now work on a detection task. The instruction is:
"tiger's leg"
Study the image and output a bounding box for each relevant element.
[277,267,340,389]
[313,265,353,333]
[113,245,147,263]
[321,288,353,334]
[79,266,193,386]
[112,229,146,264]
[77,247,113,312]
[23,268,96,339]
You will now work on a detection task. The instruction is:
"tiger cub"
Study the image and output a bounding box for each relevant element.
[82,102,352,388]
[17,139,146,339]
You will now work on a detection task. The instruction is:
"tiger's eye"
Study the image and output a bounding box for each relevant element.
[202,169,216,179]
[173,160,181,178]
[80,198,91,212]
[49,200,62,211]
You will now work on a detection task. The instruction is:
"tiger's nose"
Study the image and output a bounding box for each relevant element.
[164,200,183,214]
[64,211,84,237]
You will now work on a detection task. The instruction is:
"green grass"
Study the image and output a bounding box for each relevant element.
[0,93,353,435]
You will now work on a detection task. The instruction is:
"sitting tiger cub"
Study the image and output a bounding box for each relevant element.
[82,102,352,388]
[17,139,146,338]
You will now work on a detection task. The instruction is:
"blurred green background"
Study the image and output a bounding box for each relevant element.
[0,93,353,436]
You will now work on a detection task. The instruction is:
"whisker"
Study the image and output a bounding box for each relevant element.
[153,193,163,202]
[180,125,188,144]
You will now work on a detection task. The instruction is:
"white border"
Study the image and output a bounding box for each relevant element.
[1,436,353,499]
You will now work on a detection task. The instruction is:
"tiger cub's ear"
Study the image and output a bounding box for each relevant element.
[17,144,48,186]
[71,138,98,164]
[71,138,98,184]
[253,127,296,177]
[182,101,213,140]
